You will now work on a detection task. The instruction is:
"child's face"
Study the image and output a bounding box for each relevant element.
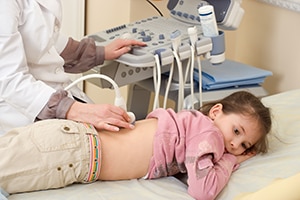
[209,104,262,156]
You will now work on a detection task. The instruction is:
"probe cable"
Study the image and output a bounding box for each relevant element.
[196,54,203,107]
[163,59,174,109]
[152,54,162,110]
[145,0,164,16]
[64,74,136,123]
[172,51,184,111]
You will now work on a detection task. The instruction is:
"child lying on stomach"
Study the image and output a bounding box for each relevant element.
[0,91,271,200]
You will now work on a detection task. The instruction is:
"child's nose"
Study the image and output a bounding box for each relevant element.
[231,140,239,149]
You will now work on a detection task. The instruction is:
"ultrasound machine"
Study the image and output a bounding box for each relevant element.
[84,0,270,119]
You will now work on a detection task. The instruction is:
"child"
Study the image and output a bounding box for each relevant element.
[0,91,271,200]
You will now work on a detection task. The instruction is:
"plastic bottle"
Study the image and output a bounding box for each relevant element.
[198,5,219,37]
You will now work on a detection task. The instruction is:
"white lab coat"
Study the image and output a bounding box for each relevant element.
[0,0,87,135]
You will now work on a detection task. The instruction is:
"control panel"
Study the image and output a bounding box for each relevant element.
[84,0,244,88]
[86,16,213,88]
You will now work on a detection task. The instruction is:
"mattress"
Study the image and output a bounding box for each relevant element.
[7,89,300,200]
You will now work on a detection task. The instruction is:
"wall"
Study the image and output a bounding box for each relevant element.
[61,0,85,88]
[61,0,85,40]
[85,0,131,33]
[130,0,169,21]
[85,0,131,104]
[224,0,300,94]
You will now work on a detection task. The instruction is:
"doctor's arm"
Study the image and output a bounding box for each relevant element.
[36,37,146,131]
[37,37,146,131]
[36,90,134,132]
[60,37,146,73]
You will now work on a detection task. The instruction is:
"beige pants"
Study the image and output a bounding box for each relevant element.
[0,119,101,194]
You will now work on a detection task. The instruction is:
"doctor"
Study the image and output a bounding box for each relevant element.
[0,0,146,135]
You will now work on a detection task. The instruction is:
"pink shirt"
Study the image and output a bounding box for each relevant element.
[146,108,238,200]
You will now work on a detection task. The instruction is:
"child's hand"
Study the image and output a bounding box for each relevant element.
[235,151,256,164]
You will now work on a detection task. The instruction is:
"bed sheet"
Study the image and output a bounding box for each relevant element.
[8,89,300,200]
[8,176,193,200]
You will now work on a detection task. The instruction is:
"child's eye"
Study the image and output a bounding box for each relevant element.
[242,143,248,149]
[234,128,239,135]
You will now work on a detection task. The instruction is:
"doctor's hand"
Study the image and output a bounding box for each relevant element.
[104,39,146,60]
[66,102,135,132]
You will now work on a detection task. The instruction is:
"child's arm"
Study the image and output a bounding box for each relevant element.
[184,129,238,200]
[186,152,237,200]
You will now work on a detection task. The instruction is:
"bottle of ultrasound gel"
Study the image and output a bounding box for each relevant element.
[198,5,219,37]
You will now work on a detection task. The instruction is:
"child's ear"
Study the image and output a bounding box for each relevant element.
[209,103,223,120]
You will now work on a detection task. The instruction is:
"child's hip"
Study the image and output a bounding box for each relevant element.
[0,119,101,194]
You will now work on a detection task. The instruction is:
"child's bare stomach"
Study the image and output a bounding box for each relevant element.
[98,118,157,181]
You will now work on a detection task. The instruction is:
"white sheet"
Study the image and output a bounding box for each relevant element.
[8,177,193,200]
[8,89,300,200]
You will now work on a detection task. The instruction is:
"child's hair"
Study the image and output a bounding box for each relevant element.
[199,91,272,154]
